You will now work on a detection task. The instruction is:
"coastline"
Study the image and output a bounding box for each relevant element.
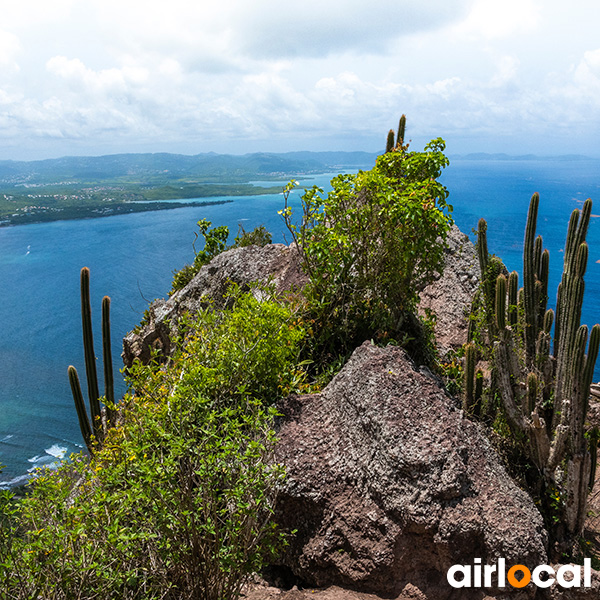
[0,198,234,228]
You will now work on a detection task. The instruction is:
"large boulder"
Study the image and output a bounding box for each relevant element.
[418,224,480,357]
[273,341,548,599]
[122,243,307,366]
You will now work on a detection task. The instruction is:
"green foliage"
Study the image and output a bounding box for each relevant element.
[169,263,198,294]
[193,218,230,267]
[170,221,274,295]
[232,223,272,248]
[280,129,452,361]
[170,218,230,294]
[0,480,19,583]
[2,286,306,599]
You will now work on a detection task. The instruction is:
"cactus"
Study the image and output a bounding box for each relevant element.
[527,372,538,414]
[396,114,406,147]
[463,343,477,414]
[474,370,483,418]
[385,115,407,152]
[385,129,395,153]
[476,217,499,340]
[471,194,600,554]
[80,266,102,440]
[467,315,475,343]
[589,427,600,491]
[477,218,489,284]
[495,274,507,331]
[102,295,116,427]
[69,267,117,452]
[68,365,93,454]
[507,271,519,326]
[523,193,540,364]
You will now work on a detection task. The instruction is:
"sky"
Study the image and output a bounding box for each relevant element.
[0,0,599,160]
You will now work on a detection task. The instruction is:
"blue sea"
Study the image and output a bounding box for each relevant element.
[0,158,599,486]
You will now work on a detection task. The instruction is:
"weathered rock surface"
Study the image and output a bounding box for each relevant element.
[123,225,479,367]
[273,341,548,599]
[418,224,480,357]
[122,243,307,366]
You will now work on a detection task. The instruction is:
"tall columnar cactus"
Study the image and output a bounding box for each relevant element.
[385,129,395,153]
[474,193,600,553]
[396,114,406,147]
[507,271,519,326]
[523,192,540,364]
[463,342,477,413]
[476,217,504,340]
[385,114,407,153]
[68,365,92,453]
[495,274,507,331]
[102,295,116,427]
[463,342,483,418]
[69,267,116,453]
[80,266,102,440]
[477,218,489,281]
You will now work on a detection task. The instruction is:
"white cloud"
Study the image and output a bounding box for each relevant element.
[454,0,541,40]
[573,49,600,91]
[230,0,472,58]
[0,30,20,72]
[0,0,598,158]
[490,55,520,87]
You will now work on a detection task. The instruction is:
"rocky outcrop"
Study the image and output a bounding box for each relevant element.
[123,226,479,368]
[122,232,600,599]
[418,224,480,357]
[273,341,548,599]
[122,243,307,366]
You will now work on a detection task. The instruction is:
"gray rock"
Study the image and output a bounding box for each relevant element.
[273,341,548,599]
[418,224,480,357]
[122,243,307,367]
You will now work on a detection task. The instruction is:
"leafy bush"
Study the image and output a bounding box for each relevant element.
[1,286,306,599]
[170,218,230,294]
[170,221,273,294]
[280,137,452,360]
[232,223,272,248]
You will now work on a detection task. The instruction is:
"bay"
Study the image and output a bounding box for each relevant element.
[1,159,599,485]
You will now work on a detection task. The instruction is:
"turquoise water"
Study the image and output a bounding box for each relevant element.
[1,160,599,485]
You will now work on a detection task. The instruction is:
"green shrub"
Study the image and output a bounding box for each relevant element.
[170,218,230,294]
[170,221,273,295]
[280,136,452,361]
[1,286,306,599]
[232,223,272,248]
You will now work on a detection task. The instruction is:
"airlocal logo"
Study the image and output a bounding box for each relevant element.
[447,558,592,589]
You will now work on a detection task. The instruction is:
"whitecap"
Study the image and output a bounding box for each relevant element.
[45,444,67,459]
[0,473,31,489]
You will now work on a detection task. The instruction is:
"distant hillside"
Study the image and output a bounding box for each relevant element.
[0,151,378,187]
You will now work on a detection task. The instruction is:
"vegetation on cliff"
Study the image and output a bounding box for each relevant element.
[0,120,459,598]
[280,124,452,366]
[460,194,600,560]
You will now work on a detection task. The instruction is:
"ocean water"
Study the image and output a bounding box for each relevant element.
[0,159,599,485]
[443,158,600,343]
